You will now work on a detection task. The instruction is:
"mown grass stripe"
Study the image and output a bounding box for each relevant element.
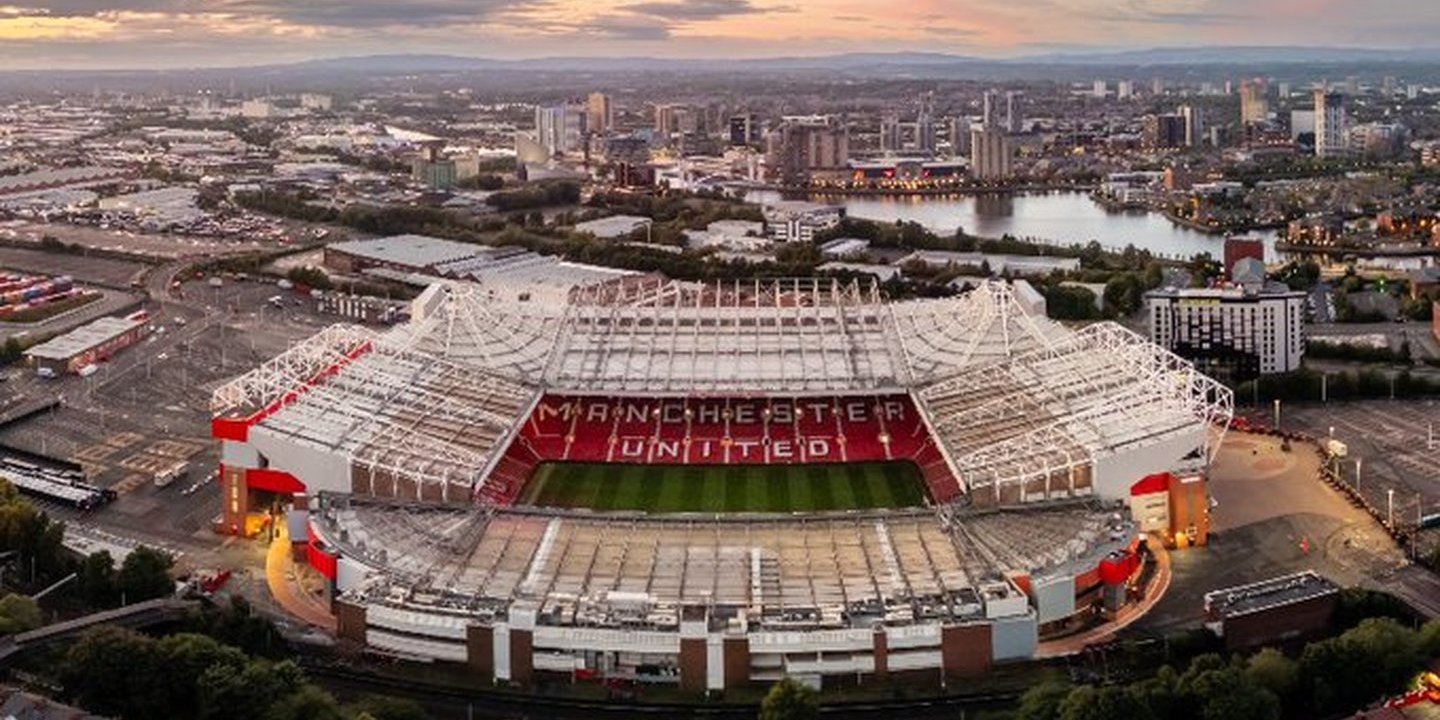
[520,461,926,512]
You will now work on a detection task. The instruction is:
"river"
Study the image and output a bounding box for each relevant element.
[746,190,1278,261]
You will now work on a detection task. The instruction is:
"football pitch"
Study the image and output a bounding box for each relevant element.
[519,461,928,513]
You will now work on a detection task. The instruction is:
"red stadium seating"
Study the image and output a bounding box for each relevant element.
[482,393,965,505]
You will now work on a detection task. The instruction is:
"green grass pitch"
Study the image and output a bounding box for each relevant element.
[518,461,928,512]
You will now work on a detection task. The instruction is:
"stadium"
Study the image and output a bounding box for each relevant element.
[210,276,1233,690]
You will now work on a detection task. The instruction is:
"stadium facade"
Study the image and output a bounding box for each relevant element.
[212,277,1232,689]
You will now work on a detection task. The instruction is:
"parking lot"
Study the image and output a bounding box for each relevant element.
[0,244,147,288]
[1134,427,1425,633]
[1281,400,1440,558]
[0,221,270,261]
[0,275,334,548]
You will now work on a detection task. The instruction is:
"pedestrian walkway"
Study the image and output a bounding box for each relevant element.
[264,524,336,632]
[1035,536,1172,658]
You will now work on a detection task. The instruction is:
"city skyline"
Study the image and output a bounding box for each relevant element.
[2,0,1439,69]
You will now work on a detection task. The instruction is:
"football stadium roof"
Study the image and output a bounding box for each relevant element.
[212,278,1231,502]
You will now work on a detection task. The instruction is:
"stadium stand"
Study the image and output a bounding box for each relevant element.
[211,277,1231,686]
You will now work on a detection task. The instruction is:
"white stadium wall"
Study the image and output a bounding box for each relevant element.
[1030,575,1077,625]
[221,440,261,468]
[1091,427,1207,500]
[990,612,1039,661]
[247,426,353,495]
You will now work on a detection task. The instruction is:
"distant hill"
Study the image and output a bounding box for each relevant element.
[1017,46,1440,65]
[267,47,1440,75]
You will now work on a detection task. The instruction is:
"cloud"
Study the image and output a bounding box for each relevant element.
[32,0,545,26]
[221,0,535,27]
[585,16,672,39]
[578,0,781,43]
[618,0,769,21]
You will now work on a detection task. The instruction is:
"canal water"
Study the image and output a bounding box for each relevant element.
[747,190,1278,261]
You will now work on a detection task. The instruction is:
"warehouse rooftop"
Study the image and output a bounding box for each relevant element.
[1204,570,1339,619]
[25,315,145,361]
[328,234,483,270]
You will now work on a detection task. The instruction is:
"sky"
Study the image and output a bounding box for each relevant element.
[0,0,1437,69]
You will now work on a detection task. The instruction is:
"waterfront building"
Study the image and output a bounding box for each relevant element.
[764,116,849,186]
[969,127,1012,181]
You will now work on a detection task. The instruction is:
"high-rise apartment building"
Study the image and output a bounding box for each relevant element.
[586,92,613,135]
[879,112,903,155]
[1313,90,1348,157]
[765,116,849,186]
[969,127,1012,181]
[535,102,587,157]
[949,117,971,158]
[1239,79,1268,125]
[1178,104,1204,147]
[1143,114,1187,150]
[1004,91,1021,133]
[915,92,937,155]
[654,103,694,138]
[728,114,762,147]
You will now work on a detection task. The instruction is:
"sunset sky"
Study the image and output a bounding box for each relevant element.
[0,0,1437,69]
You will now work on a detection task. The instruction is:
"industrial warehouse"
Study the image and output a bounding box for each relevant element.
[24,312,149,376]
[207,277,1233,689]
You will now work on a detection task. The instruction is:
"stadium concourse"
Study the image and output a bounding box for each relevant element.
[210,276,1232,691]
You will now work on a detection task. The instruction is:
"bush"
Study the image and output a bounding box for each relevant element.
[486,182,580,212]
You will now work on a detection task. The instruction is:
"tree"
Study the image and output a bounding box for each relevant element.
[61,626,169,719]
[1017,680,1073,720]
[0,479,70,586]
[1043,284,1102,320]
[78,551,117,608]
[264,684,345,720]
[287,266,333,291]
[1185,666,1280,720]
[345,695,431,720]
[1244,648,1298,707]
[198,659,306,720]
[1143,261,1165,289]
[1130,665,1184,720]
[0,593,41,634]
[1300,617,1424,716]
[1103,273,1145,317]
[759,677,819,720]
[159,634,249,719]
[117,546,174,604]
[1058,685,1155,720]
[189,595,290,660]
[1420,619,1440,659]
